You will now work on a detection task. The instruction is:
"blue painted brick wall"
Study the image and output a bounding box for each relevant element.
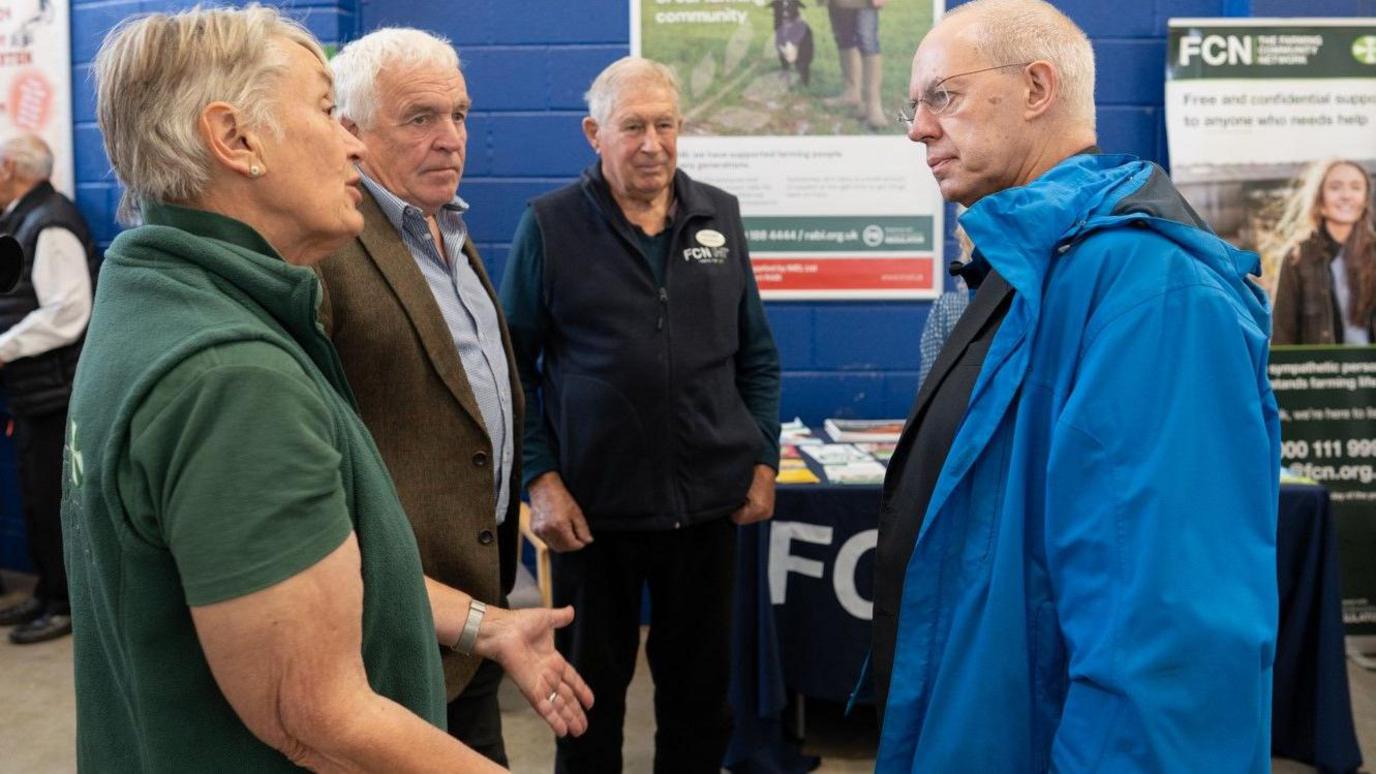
[66,0,1376,428]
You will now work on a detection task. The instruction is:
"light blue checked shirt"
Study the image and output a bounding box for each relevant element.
[360,172,514,526]
[917,277,971,389]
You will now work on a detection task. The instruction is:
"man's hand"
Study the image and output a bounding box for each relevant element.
[529,472,593,552]
[475,606,594,737]
[730,464,776,525]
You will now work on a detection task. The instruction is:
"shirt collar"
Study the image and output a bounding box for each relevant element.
[358,169,469,236]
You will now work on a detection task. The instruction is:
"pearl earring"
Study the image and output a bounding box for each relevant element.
[249,165,262,178]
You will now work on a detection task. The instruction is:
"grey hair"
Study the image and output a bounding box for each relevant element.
[584,56,681,125]
[93,4,324,224]
[0,134,53,180]
[947,0,1096,129]
[331,28,461,130]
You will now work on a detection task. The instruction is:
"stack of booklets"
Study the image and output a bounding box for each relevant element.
[855,442,897,463]
[776,457,820,484]
[800,443,887,485]
[774,420,901,485]
[823,418,904,443]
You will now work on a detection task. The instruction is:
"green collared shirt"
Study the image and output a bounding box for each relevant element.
[65,201,445,770]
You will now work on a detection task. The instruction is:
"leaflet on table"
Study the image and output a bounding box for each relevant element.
[824,461,887,485]
[855,442,897,463]
[800,443,872,465]
[823,418,905,443]
[780,417,823,446]
[776,458,821,485]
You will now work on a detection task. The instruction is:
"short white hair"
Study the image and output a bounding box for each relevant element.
[584,56,680,125]
[947,0,1096,129]
[0,134,53,180]
[331,28,461,130]
[94,5,324,223]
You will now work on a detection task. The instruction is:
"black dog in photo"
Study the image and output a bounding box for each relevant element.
[770,0,814,87]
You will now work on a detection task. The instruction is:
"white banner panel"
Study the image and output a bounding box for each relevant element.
[0,0,73,195]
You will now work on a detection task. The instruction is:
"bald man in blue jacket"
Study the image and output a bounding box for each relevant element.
[874,1,1279,771]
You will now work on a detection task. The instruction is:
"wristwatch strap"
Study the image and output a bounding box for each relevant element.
[453,599,486,655]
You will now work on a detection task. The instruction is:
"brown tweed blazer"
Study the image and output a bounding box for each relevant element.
[315,189,523,700]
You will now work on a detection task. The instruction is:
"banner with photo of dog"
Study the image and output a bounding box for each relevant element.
[1166,18,1376,637]
[0,0,72,195]
[633,0,944,299]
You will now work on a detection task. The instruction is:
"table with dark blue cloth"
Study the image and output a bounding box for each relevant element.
[1274,483,1363,773]
[726,469,1362,772]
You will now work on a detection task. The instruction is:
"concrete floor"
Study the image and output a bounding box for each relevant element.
[2,569,1374,773]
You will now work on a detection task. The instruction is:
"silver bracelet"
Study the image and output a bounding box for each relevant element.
[453,599,486,655]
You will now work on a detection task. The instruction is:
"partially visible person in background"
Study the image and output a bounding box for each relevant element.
[917,226,973,387]
[822,0,888,130]
[0,133,96,645]
[1271,159,1376,345]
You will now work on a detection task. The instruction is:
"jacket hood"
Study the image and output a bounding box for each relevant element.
[959,152,1270,332]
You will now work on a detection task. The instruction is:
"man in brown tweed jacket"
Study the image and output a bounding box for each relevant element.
[317,29,592,763]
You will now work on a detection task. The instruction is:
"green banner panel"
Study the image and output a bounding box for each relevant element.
[1169,24,1376,80]
[1271,345,1376,635]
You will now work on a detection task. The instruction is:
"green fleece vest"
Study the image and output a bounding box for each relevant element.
[62,204,445,771]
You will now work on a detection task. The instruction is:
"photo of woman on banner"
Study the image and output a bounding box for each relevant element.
[1271,159,1376,345]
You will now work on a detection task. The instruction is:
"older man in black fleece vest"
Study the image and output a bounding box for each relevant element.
[501,56,782,774]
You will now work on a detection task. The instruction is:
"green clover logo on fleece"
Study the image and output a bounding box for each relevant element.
[67,419,84,488]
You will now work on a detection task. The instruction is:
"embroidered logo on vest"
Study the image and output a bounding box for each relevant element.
[685,230,730,265]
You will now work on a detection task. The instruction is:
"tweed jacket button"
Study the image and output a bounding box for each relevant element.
[478,529,495,545]
[472,450,488,467]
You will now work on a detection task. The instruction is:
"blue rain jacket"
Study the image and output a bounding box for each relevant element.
[877,153,1280,772]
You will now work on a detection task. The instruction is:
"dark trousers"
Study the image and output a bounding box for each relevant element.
[551,517,736,774]
[15,410,67,612]
[446,657,508,766]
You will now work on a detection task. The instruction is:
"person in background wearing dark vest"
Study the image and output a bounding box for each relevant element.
[500,56,781,774]
[318,28,592,761]
[0,134,95,645]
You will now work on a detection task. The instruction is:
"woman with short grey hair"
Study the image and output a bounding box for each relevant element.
[67,6,588,770]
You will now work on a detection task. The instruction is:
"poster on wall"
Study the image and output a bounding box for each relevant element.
[632,0,943,299]
[0,0,72,195]
[1165,18,1376,292]
[1166,18,1376,637]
